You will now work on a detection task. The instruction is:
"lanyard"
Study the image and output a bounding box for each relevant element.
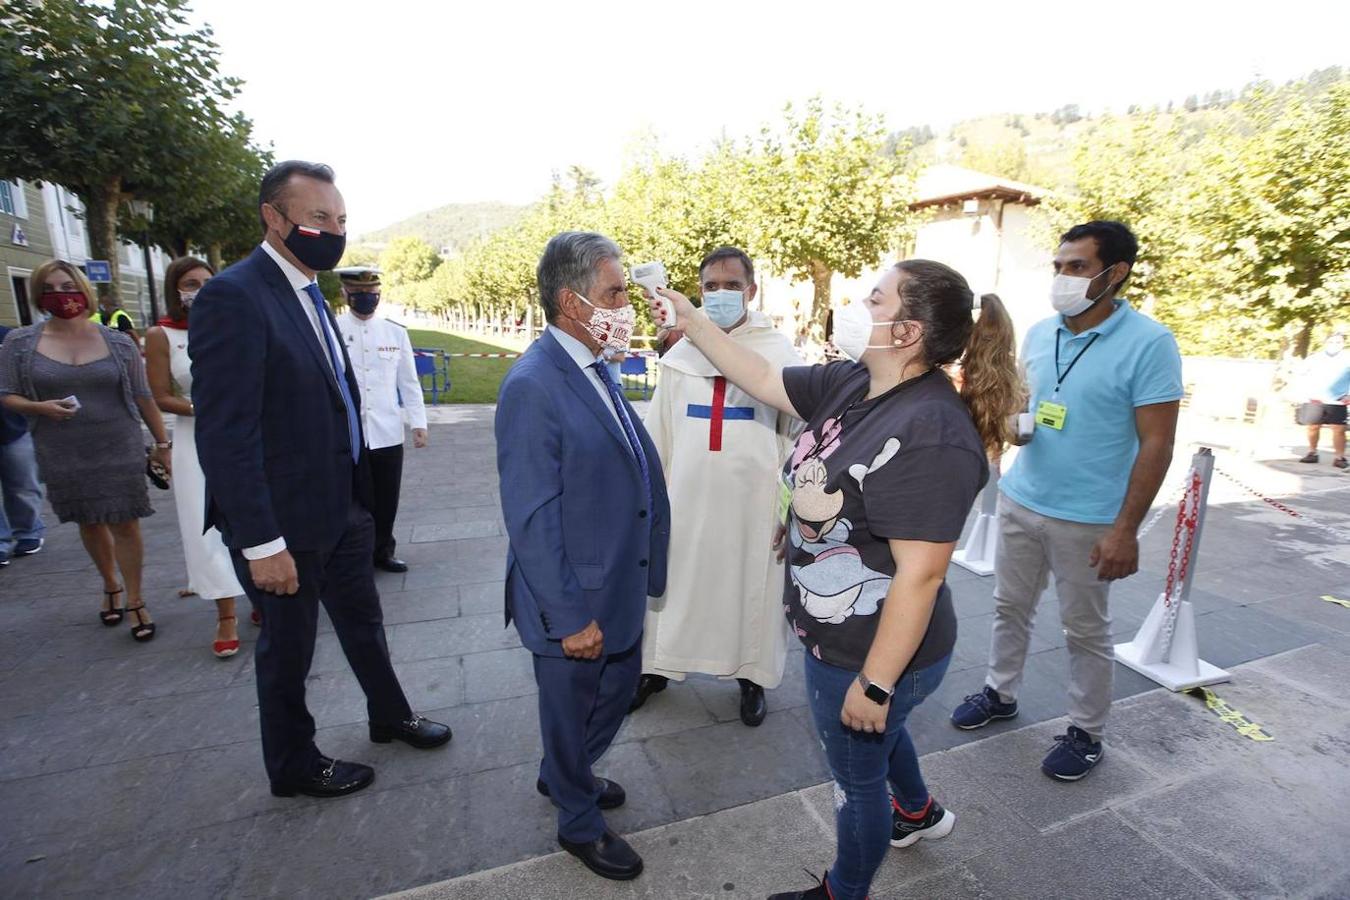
[1053,331,1100,396]
[795,368,935,471]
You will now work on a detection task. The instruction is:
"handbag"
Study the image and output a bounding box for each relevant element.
[145,446,170,490]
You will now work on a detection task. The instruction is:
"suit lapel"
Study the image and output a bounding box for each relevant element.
[252,248,343,403]
[539,330,639,466]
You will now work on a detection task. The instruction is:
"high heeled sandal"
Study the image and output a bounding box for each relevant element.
[100,587,125,626]
[126,604,156,643]
[213,615,240,659]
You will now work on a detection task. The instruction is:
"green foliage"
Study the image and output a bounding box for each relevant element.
[355,202,529,256]
[1040,75,1350,359]
[338,244,380,268]
[744,98,918,340]
[383,100,915,346]
[0,0,257,291]
[379,236,442,287]
[384,73,1349,362]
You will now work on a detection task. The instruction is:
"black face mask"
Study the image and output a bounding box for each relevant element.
[274,210,346,272]
[348,291,380,315]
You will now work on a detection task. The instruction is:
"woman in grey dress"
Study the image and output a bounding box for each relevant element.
[0,260,173,642]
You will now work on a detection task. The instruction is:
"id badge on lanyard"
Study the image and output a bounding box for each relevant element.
[1042,331,1100,432]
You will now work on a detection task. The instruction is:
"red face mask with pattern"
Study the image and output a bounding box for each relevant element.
[40,291,90,319]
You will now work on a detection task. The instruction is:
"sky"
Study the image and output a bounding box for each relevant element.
[188,0,1349,237]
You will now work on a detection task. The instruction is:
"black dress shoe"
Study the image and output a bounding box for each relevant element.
[739,679,767,727]
[628,673,668,713]
[369,715,452,748]
[558,829,643,881]
[536,776,626,810]
[374,557,408,573]
[270,756,374,798]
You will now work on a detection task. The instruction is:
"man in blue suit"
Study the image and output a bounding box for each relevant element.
[190,160,450,800]
[496,232,670,881]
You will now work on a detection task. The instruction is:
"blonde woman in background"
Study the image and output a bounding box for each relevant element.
[0,260,171,642]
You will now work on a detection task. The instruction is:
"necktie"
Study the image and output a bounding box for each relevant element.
[303,283,362,464]
[592,361,652,507]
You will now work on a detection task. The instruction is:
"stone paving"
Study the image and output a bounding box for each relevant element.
[0,404,1347,899]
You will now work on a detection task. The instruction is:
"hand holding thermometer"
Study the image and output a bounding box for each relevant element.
[630,262,675,327]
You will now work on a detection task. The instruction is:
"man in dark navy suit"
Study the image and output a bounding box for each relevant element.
[496,232,671,880]
[190,160,450,799]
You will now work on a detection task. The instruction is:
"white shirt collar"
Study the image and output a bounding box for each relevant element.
[548,324,604,369]
[259,240,314,292]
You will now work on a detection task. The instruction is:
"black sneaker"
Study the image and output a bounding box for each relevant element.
[951,685,1019,730]
[1299,451,1319,464]
[767,870,832,899]
[890,796,955,848]
[1041,725,1103,781]
[14,538,43,555]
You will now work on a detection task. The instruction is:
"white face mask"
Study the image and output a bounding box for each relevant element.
[573,291,635,355]
[832,301,900,363]
[1050,266,1116,317]
[179,290,198,309]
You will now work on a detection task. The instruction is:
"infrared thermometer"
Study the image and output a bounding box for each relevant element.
[630,261,675,327]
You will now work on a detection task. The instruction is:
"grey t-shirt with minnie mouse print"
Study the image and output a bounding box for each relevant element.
[780,361,988,674]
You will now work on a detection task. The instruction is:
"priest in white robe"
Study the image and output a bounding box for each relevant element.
[632,247,802,726]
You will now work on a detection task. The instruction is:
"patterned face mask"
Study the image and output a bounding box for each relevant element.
[573,291,635,355]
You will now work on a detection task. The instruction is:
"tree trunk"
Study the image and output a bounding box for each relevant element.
[208,242,224,271]
[1293,319,1313,359]
[809,260,833,344]
[81,176,124,304]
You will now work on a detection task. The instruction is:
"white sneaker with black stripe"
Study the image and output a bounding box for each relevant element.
[890,796,955,848]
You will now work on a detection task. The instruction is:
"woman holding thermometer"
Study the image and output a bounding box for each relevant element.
[648,260,1020,900]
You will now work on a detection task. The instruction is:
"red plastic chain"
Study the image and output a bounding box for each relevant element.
[1163,471,1203,607]
[1212,466,1304,518]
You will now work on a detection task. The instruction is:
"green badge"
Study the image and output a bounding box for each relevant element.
[1036,399,1067,430]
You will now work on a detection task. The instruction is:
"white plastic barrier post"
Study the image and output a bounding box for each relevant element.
[952,460,1000,576]
[1114,448,1231,691]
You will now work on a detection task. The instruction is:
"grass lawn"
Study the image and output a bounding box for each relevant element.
[407,329,525,404]
[406,328,655,404]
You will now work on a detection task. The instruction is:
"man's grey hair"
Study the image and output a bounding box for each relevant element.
[537,231,623,324]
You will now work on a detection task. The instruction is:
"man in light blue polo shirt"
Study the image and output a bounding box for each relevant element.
[951,220,1182,782]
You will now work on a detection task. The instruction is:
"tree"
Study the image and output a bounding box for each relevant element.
[0,0,246,299]
[379,236,442,287]
[1197,84,1350,356]
[744,98,917,342]
[123,114,274,268]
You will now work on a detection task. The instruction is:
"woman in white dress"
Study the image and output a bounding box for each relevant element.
[145,257,247,658]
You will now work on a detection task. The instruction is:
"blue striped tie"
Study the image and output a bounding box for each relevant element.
[303,283,361,464]
[592,361,652,507]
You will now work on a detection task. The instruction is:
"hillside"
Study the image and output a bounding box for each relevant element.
[356,201,528,254]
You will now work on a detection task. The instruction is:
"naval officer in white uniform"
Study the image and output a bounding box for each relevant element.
[334,266,428,573]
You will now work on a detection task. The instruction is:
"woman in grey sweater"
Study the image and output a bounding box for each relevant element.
[0,260,173,642]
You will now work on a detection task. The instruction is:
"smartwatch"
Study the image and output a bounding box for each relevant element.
[856,672,893,705]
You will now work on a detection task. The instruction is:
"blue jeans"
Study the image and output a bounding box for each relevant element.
[804,650,951,900]
[0,433,45,554]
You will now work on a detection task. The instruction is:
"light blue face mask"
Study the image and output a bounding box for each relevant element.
[703,289,746,328]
